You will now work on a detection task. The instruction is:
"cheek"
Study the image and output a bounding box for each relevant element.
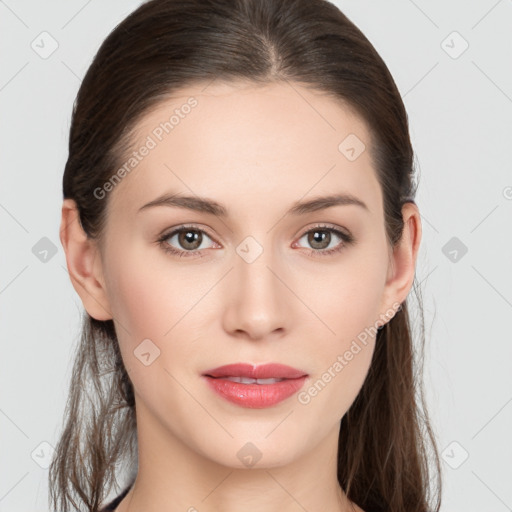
[292,251,385,411]
[103,249,211,383]
[299,251,387,342]
[299,339,375,423]
[106,260,192,412]
[107,267,166,338]
[104,244,204,340]
[297,283,378,420]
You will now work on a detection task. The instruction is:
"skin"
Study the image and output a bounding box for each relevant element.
[60,81,421,512]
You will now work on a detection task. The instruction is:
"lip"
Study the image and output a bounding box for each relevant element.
[202,363,309,409]
[202,363,308,379]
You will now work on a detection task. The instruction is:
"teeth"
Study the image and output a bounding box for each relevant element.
[224,376,285,384]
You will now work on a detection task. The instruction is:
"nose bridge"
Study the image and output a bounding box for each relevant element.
[222,232,291,338]
[236,232,283,303]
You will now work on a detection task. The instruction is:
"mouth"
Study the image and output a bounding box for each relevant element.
[201,363,309,409]
[202,362,308,380]
[207,376,288,384]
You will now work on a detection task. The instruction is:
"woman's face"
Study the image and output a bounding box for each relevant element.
[85,81,409,468]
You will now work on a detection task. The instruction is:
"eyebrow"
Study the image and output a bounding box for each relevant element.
[138,191,369,216]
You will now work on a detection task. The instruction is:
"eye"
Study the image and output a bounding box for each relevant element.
[157,225,218,258]
[293,224,354,257]
[157,223,355,259]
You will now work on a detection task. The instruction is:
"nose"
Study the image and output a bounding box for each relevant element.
[221,241,293,341]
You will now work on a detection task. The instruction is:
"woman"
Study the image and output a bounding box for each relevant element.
[50,0,443,511]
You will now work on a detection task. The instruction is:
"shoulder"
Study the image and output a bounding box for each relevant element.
[99,482,133,511]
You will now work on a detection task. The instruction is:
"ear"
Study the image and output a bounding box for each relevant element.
[378,201,422,325]
[59,199,113,321]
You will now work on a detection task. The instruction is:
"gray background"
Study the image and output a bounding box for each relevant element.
[1,0,511,510]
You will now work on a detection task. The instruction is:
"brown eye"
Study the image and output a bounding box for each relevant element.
[157,225,217,258]
[295,225,354,257]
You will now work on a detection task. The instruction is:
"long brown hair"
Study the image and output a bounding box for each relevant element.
[50,0,443,510]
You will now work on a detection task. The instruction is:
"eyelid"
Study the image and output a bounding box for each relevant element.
[295,222,352,240]
[159,223,217,241]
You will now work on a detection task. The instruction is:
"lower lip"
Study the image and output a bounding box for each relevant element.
[203,375,308,409]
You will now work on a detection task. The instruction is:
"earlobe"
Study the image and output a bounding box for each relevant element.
[59,199,113,321]
[379,202,422,322]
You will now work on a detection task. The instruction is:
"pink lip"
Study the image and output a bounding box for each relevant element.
[202,363,309,409]
[202,363,307,379]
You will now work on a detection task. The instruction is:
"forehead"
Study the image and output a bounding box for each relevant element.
[108,81,382,219]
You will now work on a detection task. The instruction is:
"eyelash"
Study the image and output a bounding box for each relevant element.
[156,223,355,259]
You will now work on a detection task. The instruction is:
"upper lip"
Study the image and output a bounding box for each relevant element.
[203,363,308,379]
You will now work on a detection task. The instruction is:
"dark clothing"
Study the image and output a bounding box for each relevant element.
[99,482,133,511]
